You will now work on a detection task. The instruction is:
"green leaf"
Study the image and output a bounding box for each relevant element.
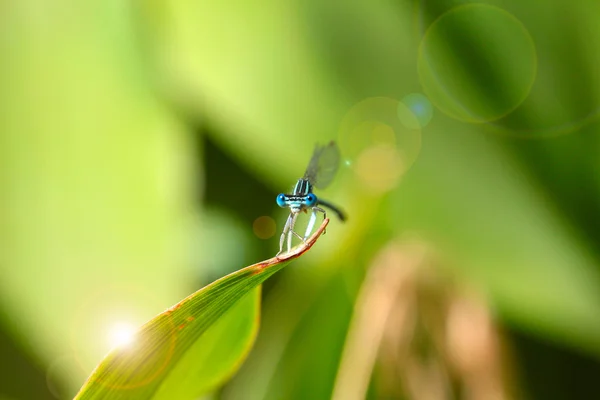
[152,287,260,400]
[75,219,330,400]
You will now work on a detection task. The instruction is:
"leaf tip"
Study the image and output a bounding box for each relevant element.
[251,217,331,274]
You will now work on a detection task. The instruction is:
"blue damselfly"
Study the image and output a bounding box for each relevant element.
[276,141,346,255]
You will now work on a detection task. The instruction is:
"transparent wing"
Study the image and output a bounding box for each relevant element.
[303,141,340,189]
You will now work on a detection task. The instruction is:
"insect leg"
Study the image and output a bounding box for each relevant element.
[287,212,299,252]
[277,213,294,256]
[305,206,327,239]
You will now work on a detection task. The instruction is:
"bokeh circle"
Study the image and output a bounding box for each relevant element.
[253,216,277,239]
[338,97,422,193]
[418,4,537,123]
[400,93,434,129]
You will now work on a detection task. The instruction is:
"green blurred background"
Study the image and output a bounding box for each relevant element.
[2,0,600,399]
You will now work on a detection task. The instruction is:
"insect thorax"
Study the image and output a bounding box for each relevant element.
[293,179,312,196]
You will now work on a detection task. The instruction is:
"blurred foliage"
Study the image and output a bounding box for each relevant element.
[2,0,600,399]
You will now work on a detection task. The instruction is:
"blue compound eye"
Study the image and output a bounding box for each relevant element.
[305,193,317,206]
[276,194,287,208]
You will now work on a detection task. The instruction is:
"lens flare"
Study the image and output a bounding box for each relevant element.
[418,4,537,123]
[400,93,433,128]
[107,322,137,348]
[355,145,405,193]
[338,97,422,193]
[70,283,164,375]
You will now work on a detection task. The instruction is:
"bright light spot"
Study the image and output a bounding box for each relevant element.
[107,322,136,348]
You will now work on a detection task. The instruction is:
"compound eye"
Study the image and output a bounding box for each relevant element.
[276,194,287,208]
[306,193,317,206]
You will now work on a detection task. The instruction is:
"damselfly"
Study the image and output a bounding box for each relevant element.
[276,141,346,255]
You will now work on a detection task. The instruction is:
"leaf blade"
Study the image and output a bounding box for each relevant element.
[153,287,261,400]
[75,219,330,400]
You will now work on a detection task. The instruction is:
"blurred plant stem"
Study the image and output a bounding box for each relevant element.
[333,239,515,400]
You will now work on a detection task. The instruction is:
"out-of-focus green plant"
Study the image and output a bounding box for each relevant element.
[3,0,600,399]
